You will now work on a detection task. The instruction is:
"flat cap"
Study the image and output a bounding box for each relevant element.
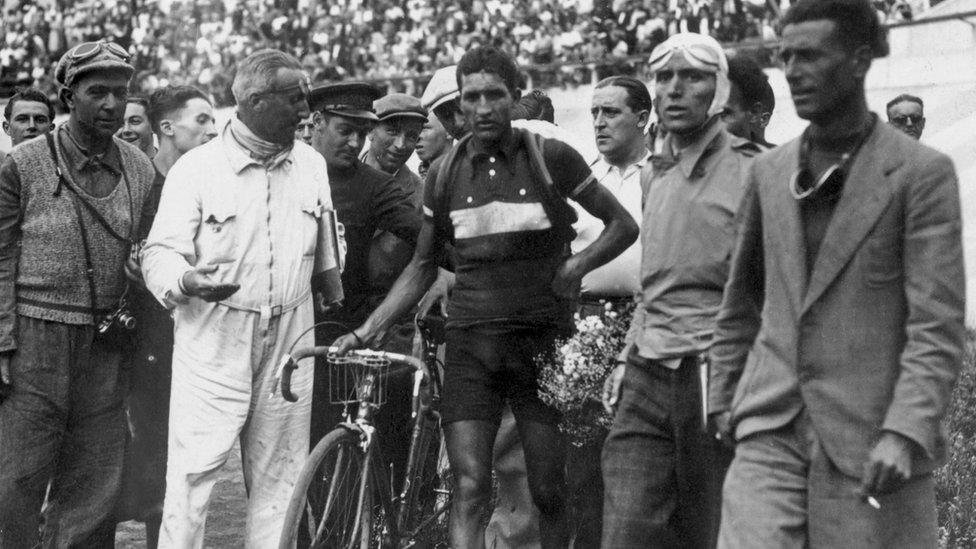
[421,65,460,111]
[374,93,427,122]
[309,81,383,122]
[55,41,134,89]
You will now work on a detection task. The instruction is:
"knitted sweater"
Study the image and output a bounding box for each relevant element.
[10,134,154,325]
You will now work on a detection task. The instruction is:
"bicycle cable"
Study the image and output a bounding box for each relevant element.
[284,320,353,355]
[282,320,422,377]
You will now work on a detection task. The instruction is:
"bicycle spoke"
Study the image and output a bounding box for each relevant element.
[282,429,371,549]
[312,444,348,542]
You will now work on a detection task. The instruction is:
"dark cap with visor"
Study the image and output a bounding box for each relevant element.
[309,82,383,122]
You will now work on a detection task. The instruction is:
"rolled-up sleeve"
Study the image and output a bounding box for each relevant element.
[0,157,21,353]
[140,160,201,308]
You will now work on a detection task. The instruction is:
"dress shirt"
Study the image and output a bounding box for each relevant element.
[572,152,648,297]
[56,126,124,198]
[622,120,756,365]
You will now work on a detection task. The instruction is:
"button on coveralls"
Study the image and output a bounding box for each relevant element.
[141,129,340,548]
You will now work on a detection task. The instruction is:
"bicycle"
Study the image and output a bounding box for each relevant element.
[275,314,450,549]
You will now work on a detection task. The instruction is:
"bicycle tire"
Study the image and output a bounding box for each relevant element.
[280,427,374,549]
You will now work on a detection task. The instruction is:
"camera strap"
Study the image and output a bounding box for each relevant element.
[69,186,100,320]
[44,132,133,320]
[45,133,135,244]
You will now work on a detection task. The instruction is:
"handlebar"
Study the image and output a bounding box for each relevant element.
[273,346,428,403]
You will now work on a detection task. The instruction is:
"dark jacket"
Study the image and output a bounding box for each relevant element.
[324,160,421,326]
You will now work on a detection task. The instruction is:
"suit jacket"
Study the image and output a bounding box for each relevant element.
[709,120,965,478]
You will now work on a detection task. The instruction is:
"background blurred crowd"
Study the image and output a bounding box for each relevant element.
[0,0,934,108]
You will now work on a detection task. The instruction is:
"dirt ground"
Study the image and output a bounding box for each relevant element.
[115,444,247,548]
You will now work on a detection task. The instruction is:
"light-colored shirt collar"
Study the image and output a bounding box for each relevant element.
[663,117,725,180]
[592,149,651,180]
[58,124,123,176]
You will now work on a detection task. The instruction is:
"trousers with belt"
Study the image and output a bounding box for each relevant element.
[159,295,314,549]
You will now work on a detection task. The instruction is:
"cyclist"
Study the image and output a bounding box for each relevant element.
[333,46,638,548]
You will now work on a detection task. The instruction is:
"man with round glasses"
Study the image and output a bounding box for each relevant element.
[710,0,963,546]
[0,41,156,547]
[140,49,339,547]
[886,93,925,140]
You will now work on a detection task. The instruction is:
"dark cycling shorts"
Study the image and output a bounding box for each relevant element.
[440,327,563,426]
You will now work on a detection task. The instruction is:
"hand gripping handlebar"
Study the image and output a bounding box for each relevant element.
[271,346,428,403]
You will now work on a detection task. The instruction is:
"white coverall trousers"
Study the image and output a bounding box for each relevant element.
[159,298,314,548]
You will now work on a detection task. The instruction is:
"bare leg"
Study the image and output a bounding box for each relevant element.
[516,419,568,549]
[445,419,499,549]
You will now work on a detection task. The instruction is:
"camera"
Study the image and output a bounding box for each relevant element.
[98,297,136,335]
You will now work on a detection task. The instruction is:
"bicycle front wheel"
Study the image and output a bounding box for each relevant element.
[280,427,373,549]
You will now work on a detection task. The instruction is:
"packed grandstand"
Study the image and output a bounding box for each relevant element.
[1,0,928,107]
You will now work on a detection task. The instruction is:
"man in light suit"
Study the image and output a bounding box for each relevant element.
[709,0,965,547]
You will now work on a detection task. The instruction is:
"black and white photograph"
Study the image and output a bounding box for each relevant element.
[0,0,973,547]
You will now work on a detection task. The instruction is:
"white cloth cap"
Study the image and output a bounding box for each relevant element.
[649,33,730,118]
[421,65,460,111]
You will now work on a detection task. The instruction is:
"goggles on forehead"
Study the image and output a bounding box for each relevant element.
[649,40,723,73]
[256,73,312,99]
[67,41,130,62]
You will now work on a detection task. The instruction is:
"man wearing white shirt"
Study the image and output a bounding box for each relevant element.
[566,75,651,547]
[575,76,649,305]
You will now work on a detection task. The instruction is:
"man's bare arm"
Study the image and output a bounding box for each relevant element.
[552,182,639,298]
[333,219,443,351]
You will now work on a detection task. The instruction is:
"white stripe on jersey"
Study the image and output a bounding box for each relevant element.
[449,201,552,239]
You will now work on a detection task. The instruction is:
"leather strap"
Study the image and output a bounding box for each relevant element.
[44,132,133,320]
[45,132,135,244]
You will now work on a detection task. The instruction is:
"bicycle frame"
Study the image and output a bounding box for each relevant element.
[395,323,447,544]
[277,343,448,548]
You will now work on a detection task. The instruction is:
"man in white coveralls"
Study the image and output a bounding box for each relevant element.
[140,49,343,547]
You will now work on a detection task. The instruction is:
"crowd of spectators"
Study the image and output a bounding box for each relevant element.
[0,0,933,108]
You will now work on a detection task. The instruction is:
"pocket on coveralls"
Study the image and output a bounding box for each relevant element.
[201,205,239,265]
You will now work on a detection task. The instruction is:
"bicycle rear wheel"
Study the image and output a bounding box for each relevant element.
[280,427,373,549]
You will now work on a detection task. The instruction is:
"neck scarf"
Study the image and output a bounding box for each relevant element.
[229,116,292,169]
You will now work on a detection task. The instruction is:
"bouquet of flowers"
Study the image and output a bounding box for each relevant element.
[536,301,635,447]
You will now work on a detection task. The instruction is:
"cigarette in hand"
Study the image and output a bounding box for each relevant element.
[863,495,881,510]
